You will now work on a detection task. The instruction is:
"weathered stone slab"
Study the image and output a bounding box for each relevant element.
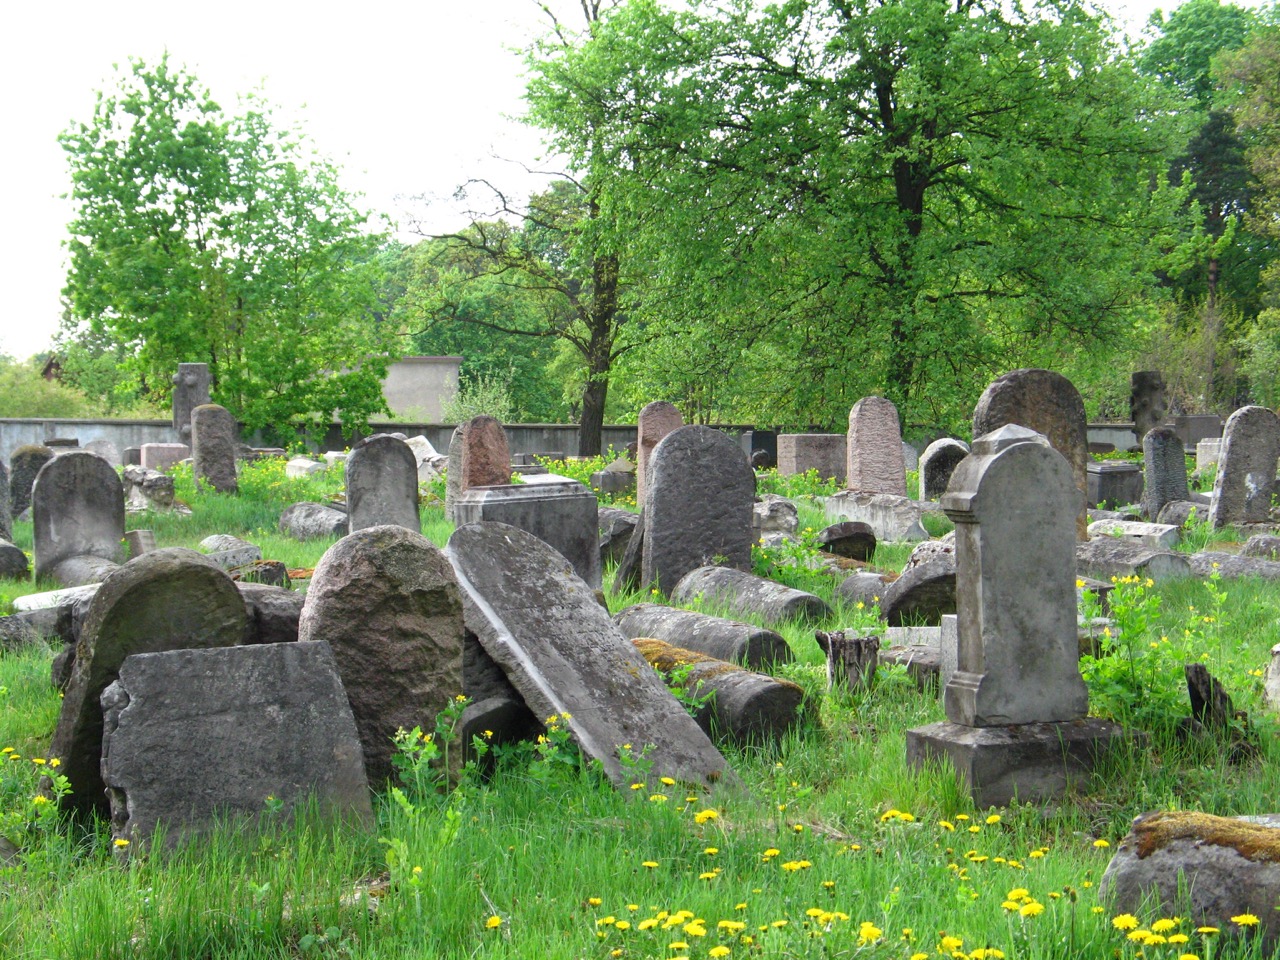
[171,362,211,444]
[1196,438,1221,473]
[1087,461,1143,509]
[1187,551,1280,580]
[285,457,326,479]
[1243,534,1280,561]
[879,557,956,627]
[459,416,511,490]
[753,494,799,537]
[0,539,28,579]
[123,530,156,559]
[613,603,794,668]
[1156,499,1208,528]
[613,508,645,593]
[835,571,892,610]
[671,566,831,625]
[122,465,177,512]
[82,439,121,467]
[49,550,247,814]
[446,521,737,791]
[279,501,348,540]
[1130,370,1168,440]
[32,451,125,582]
[444,425,465,522]
[777,434,845,484]
[10,444,55,518]
[297,525,462,785]
[846,396,907,495]
[191,404,239,494]
[236,582,304,645]
[1210,405,1280,528]
[817,521,877,561]
[637,401,683,507]
[919,438,969,501]
[101,641,372,852]
[345,435,420,534]
[1076,538,1191,581]
[1086,520,1179,550]
[12,582,101,614]
[599,506,640,566]
[824,491,930,542]
[1142,426,1190,521]
[139,443,190,473]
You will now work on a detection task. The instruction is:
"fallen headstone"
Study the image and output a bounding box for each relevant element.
[879,556,956,626]
[613,602,794,668]
[1187,552,1280,580]
[671,565,832,625]
[285,457,326,479]
[816,521,877,561]
[1075,538,1191,581]
[1086,520,1179,550]
[1242,535,1280,561]
[279,501,348,540]
[824,491,931,542]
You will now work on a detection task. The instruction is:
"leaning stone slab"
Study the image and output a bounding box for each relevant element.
[191,404,240,494]
[1187,552,1280,580]
[599,507,640,566]
[1086,520,1179,551]
[49,550,247,815]
[671,566,832,625]
[632,638,805,745]
[297,525,462,786]
[279,501,348,540]
[824,491,930,542]
[1242,535,1280,561]
[32,451,125,581]
[1075,538,1191,581]
[879,557,956,627]
[613,603,794,669]
[447,521,737,791]
[101,641,372,852]
[1099,811,1280,954]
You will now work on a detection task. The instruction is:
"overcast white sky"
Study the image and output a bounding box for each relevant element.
[0,0,1215,360]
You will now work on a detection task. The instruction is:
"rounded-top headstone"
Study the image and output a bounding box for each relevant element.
[846,396,907,496]
[972,369,1089,538]
[459,416,511,490]
[298,525,463,785]
[1142,426,1189,521]
[10,444,56,518]
[919,438,970,501]
[1209,405,1280,529]
[32,451,125,580]
[637,401,684,506]
[191,403,239,494]
[48,549,247,814]
[345,434,421,534]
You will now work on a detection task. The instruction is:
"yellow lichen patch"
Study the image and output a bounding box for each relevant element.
[1131,811,1280,863]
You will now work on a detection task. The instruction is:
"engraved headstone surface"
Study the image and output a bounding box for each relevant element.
[345,435,420,534]
[1142,426,1190,521]
[191,404,239,494]
[846,396,907,495]
[1209,405,1280,529]
[32,451,125,582]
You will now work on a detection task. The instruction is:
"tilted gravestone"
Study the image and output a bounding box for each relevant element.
[636,401,684,507]
[171,363,211,444]
[906,425,1126,807]
[446,521,737,791]
[1142,426,1190,521]
[1209,405,1280,529]
[846,396,907,496]
[278,501,348,540]
[919,438,970,501]
[612,603,793,669]
[1130,370,1168,443]
[297,525,463,785]
[32,451,125,584]
[101,641,372,852]
[191,404,239,494]
[642,425,755,595]
[10,444,55,519]
[670,566,831,625]
[345,435,420,534]
[972,368,1089,539]
[49,549,247,815]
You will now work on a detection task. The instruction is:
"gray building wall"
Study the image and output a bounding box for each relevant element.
[381,356,462,421]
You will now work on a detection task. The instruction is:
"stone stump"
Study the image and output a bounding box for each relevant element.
[191,404,239,494]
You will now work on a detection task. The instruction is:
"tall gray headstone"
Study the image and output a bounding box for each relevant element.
[846,396,907,495]
[10,444,55,518]
[297,526,463,784]
[172,363,211,444]
[642,425,755,594]
[1209,405,1280,529]
[345,435,420,534]
[972,369,1089,539]
[636,401,684,507]
[191,404,239,494]
[444,425,465,522]
[919,438,970,501]
[32,451,125,582]
[1142,427,1190,521]
[1130,370,1168,443]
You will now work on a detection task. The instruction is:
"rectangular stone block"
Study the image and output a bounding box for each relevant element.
[777,434,846,484]
[139,443,190,472]
[1087,461,1144,509]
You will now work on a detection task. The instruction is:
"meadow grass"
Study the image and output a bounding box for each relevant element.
[1,458,1279,958]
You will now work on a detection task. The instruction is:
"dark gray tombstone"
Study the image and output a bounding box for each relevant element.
[613,603,793,669]
[49,550,247,814]
[10,444,54,518]
[1087,461,1144,509]
[1130,370,1168,442]
[101,641,372,852]
[32,451,125,583]
[446,521,737,791]
[972,368,1089,539]
[642,425,755,594]
[1142,426,1190,521]
[670,565,831,624]
[777,434,846,484]
[636,401,684,507]
[345,435,420,534]
[846,396,907,495]
[817,521,878,561]
[191,404,239,494]
[172,363,211,444]
[1209,405,1280,529]
[919,438,970,501]
[599,506,640,565]
[297,526,463,785]
[879,557,957,626]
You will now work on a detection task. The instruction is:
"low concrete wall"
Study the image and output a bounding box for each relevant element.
[0,418,175,466]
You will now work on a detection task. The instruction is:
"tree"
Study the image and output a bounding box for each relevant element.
[60,56,396,439]
[525,0,1192,432]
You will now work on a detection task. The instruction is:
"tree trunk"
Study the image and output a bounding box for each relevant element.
[579,377,608,456]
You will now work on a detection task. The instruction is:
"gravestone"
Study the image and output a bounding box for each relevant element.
[879,557,956,626]
[345,434,420,534]
[636,401,684,507]
[139,443,190,473]
[972,368,1089,539]
[122,465,177,512]
[124,530,156,558]
[10,444,54,518]
[817,521,878,561]
[1087,461,1144,509]
[919,438,970,501]
[101,641,372,852]
[49,550,247,814]
[279,501,348,540]
[846,396,907,495]
[642,425,755,594]
[446,521,737,791]
[906,425,1124,806]
[1086,519,1179,550]
[824,491,931,541]
[444,426,466,522]
[670,566,832,625]
[0,461,9,542]
[1209,405,1280,529]
[1076,537,1191,580]
[599,506,640,565]
[32,452,125,583]
[1130,370,1168,442]
[777,434,846,484]
[612,603,793,669]
[459,416,511,491]
[172,363,211,444]
[191,404,239,494]
[297,525,462,784]
[1196,438,1221,473]
[82,439,121,467]
[1142,426,1190,521]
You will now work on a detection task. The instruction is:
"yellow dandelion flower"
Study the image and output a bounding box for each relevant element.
[1196,926,1219,935]
[694,809,719,824]
[113,838,130,848]
[1028,850,1045,858]
[589,897,603,906]
[709,948,730,958]
[1168,933,1189,944]
[940,935,964,952]
[1019,902,1045,918]
[1093,839,1110,848]
[1127,929,1152,943]
[1112,915,1140,931]
[660,777,676,786]
[939,820,955,831]
[615,920,631,931]
[668,941,689,950]
[485,915,503,929]
[638,919,659,931]
[1232,914,1260,926]
[1151,919,1178,933]
[704,847,719,855]
[649,794,668,803]
[642,861,659,868]
[985,814,1001,825]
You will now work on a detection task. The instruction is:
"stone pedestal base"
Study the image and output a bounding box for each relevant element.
[906,718,1129,808]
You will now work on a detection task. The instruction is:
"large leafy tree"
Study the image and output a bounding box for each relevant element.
[60,56,396,437]
[526,0,1190,432]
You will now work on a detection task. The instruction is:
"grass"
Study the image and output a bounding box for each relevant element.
[3,457,1280,958]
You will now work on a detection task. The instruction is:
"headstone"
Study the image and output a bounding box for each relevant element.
[1210,405,1280,529]
[642,425,755,594]
[82,439,121,467]
[1076,538,1191,581]
[846,396,907,495]
[191,404,239,494]
[776,434,846,485]
[49,549,247,814]
[753,494,798,537]
[1157,499,1207,528]
[122,465,177,513]
[171,363,211,444]
[459,416,511,491]
[1142,427,1190,521]
[670,566,832,625]
[139,443,190,473]
[279,501,349,540]
[612,603,793,669]
[1242,535,1280,562]
[919,438,969,501]
[879,556,956,626]
[636,401,684,507]
[902,441,919,473]
[101,641,372,852]
[1196,438,1221,473]
[237,582,305,645]
[44,438,79,449]
[817,521,878,561]
[297,525,463,785]
[612,508,645,593]
[32,451,125,583]
[598,506,639,565]
[824,491,931,542]
[1130,370,1168,441]
[0,461,9,542]
[835,571,892,610]
[10,444,55,518]
[285,457,326,479]
[1087,461,1144,509]
[1086,520,1179,551]
[345,435,420,534]
[0,540,27,580]
[123,447,142,466]
[446,521,737,791]
[1187,551,1280,580]
[972,368,1089,538]
[124,530,156,559]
